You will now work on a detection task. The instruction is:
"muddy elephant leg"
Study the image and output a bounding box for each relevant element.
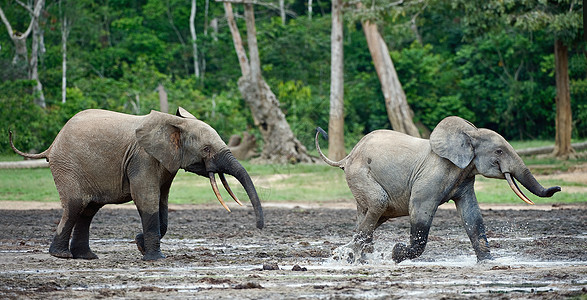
[159,184,170,238]
[49,200,83,259]
[454,184,493,262]
[335,174,388,263]
[136,185,170,257]
[334,209,383,263]
[134,208,164,261]
[392,197,438,263]
[70,203,103,259]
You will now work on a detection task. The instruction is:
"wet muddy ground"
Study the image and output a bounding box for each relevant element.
[0,202,585,299]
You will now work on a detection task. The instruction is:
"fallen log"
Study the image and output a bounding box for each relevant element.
[516,141,587,156]
[0,159,49,169]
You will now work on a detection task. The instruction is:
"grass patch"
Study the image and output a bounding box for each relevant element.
[508,138,587,150]
[0,168,59,202]
[168,162,352,205]
[1,149,584,205]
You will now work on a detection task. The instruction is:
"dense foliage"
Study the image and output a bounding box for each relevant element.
[0,0,584,154]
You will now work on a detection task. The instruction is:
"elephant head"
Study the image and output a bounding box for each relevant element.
[430,116,561,204]
[136,107,264,229]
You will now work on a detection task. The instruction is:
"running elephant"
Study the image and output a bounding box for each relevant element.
[10,108,264,260]
[315,116,560,263]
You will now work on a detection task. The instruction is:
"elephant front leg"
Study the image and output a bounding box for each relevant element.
[392,198,438,263]
[136,189,170,260]
[136,210,165,261]
[454,189,493,262]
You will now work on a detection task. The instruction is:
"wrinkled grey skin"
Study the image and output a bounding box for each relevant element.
[316,116,560,264]
[10,108,264,261]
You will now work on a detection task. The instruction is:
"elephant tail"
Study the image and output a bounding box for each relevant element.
[9,130,50,160]
[315,127,345,168]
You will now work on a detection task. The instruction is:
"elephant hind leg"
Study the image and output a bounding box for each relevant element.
[49,200,84,259]
[335,172,389,263]
[70,202,102,259]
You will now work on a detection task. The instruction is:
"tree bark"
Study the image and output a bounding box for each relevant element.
[279,0,285,25]
[328,0,345,161]
[30,0,45,108]
[60,0,70,104]
[361,19,420,137]
[190,0,200,78]
[552,39,574,159]
[0,4,34,64]
[158,83,168,113]
[244,4,261,81]
[61,15,68,103]
[224,3,250,77]
[0,0,45,107]
[224,2,314,163]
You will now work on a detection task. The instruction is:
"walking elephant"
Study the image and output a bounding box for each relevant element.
[315,116,560,263]
[10,108,264,261]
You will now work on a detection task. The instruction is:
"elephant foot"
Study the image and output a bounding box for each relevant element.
[391,243,411,263]
[332,245,354,263]
[49,243,73,259]
[476,252,494,263]
[49,250,73,259]
[142,251,166,261]
[332,243,369,264]
[136,233,165,260]
[71,247,99,260]
[135,233,146,255]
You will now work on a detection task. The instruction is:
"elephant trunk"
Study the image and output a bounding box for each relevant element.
[213,150,264,229]
[512,168,561,198]
[506,167,561,204]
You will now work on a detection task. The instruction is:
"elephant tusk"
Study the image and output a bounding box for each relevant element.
[209,172,231,212]
[219,173,243,206]
[504,173,534,205]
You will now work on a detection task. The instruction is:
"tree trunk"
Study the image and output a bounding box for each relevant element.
[224,2,314,163]
[0,4,34,64]
[552,39,574,159]
[30,0,45,108]
[0,0,45,106]
[158,83,168,113]
[60,4,70,104]
[279,0,285,25]
[361,19,420,137]
[61,17,67,103]
[224,3,250,77]
[244,4,261,81]
[328,0,345,161]
[190,0,200,78]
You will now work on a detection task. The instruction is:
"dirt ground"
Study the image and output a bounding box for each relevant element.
[0,200,585,300]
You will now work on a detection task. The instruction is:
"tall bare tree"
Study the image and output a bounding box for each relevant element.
[0,0,46,107]
[190,0,200,78]
[357,3,420,137]
[59,0,71,103]
[222,1,314,163]
[552,40,574,159]
[328,0,345,160]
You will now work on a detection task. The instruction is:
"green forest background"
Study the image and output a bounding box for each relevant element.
[0,0,585,154]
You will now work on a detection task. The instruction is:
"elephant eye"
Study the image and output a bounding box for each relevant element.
[495,149,503,155]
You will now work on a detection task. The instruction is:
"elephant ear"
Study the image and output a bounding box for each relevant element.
[429,116,477,169]
[136,111,184,173]
[176,107,197,119]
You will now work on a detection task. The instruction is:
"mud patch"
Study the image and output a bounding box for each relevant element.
[0,204,585,299]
